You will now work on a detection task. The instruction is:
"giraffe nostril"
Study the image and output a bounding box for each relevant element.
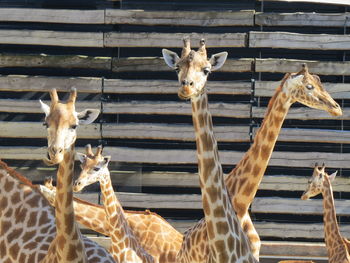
[189,81,194,86]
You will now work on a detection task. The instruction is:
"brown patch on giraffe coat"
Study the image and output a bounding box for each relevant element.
[202,194,210,216]
[199,132,214,152]
[252,164,261,177]
[260,144,270,161]
[242,181,256,197]
[10,192,20,204]
[27,194,40,207]
[57,235,66,250]
[206,186,219,203]
[216,221,229,235]
[0,196,8,210]
[7,228,22,242]
[27,211,37,227]
[267,130,275,142]
[4,180,14,192]
[233,199,246,217]
[207,220,215,240]
[67,244,79,261]
[213,206,225,218]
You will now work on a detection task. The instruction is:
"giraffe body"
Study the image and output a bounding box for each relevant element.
[301,165,350,263]
[74,145,154,263]
[0,160,115,263]
[162,39,341,262]
[39,181,183,263]
[163,38,256,263]
[39,88,115,263]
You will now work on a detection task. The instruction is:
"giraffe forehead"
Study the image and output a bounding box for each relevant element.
[179,52,208,69]
[47,103,77,126]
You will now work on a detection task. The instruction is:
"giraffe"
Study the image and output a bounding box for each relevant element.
[163,38,256,263]
[301,164,350,263]
[73,144,154,263]
[0,159,115,263]
[162,38,342,262]
[38,88,115,263]
[38,165,183,262]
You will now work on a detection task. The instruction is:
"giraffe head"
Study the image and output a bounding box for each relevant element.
[282,64,342,116]
[162,38,227,100]
[39,88,100,165]
[73,144,111,192]
[38,177,57,206]
[301,163,337,200]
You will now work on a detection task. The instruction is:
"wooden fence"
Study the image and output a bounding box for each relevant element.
[0,0,350,261]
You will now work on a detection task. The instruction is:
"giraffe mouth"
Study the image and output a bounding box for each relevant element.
[43,152,61,166]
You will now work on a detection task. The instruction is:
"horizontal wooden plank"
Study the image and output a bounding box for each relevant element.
[0,30,103,47]
[0,8,104,24]
[252,106,350,120]
[5,146,350,168]
[252,197,350,216]
[263,128,350,144]
[103,101,250,118]
[104,32,247,48]
[255,58,350,76]
[256,12,350,27]
[0,54,111,70]
[85,237,328,259]
[103,146,350,168]
[0,121,100,139]
[255,80,350,99]
[104,79,251,95]
[255,221,350,239]
[257,0,350,5]
[0,99,100,113]
[112,57,254,72]
[250,31,350,50]
[0,75,102,93]
[105,9,254,26]
[102,123,250,142]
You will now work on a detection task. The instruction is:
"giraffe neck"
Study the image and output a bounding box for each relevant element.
[191,92,254,262]
[55,144,87,262]
[99,171,152,263]
[322,177,348,259]
[226,85,292,215]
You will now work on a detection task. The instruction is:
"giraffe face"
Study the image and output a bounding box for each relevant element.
[283,64,342,117]
[73,145,111,192]
[301,164,337,200]
[162,38,227,100]
[39,89,100,165]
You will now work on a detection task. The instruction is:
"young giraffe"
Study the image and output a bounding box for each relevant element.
[163,38,256,263]
[301,164,350,263]
[73,144,154,263]
[39,88,115,263]
[39,161,183,262]
[162,39,342,262]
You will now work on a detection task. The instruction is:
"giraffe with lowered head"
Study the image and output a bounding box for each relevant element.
[162,38,342,262]
[301,164,350,263]
[73,144,154,263]
[39,88,115,263]
[163,38,256,263]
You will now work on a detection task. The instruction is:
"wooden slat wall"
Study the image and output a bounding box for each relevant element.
[1,2,350,261]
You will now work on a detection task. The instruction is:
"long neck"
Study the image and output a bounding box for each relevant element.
[322,177,348,260]
[191,93,255,262]
[226,86,292,215]
[55,144,87,262]
[99,171,151,262]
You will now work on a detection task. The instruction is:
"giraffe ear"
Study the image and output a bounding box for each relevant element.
[329,171,337,182]
[39,99,50,117]
[103,156,111,165]
[162,49,180,69]
[77,152,87,164]
[77,109,100,125]
[209,52,228,71]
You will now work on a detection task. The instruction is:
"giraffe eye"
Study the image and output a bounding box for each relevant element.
[43,122,49,128]
[306,84,314,90]
[93,167,100,172]
[70,124,77,130]
[174,66,180,73]
[203,68,211,75]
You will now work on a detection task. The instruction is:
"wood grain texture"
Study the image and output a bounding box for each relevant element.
[0,30,103,47]
[104,32,247,47]
[250,31,350,50]
[103,101,250,118]
[0,8,104,24]
[102,123,249,142]
[256,12,350,27]
[104,79,251,95]
[0,75,102,93]
[112,57,253,72]
[105,9,254,26]
[0,54,111,70]
[255,58,350,75]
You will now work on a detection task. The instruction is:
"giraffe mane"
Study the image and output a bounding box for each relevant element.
[0,159,34,187]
